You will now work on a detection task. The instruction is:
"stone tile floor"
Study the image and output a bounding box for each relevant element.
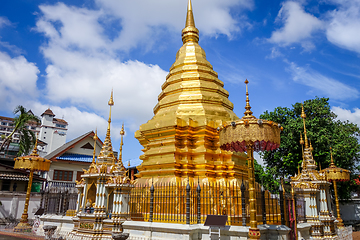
[353,231,360,239]
[0,229,44,240]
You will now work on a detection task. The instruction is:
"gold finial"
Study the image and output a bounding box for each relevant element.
[128,160,130,167]
[182,0,199,43]
[301,103,309,148]
[106,91,113,138]
[108,89,114,106]
[301,143,306,170]
[309,139,313,152]
[186,0,195,27]
[319,162,322,171]
[92,129,98,164]
[119,123,125,163]
[299,132,304,145]
[243,79,254,119]
[30,133,39,156]
[330,147,335,167]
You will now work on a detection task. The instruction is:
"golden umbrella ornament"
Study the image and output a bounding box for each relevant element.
[13,137,51,232]
[322,147,350,228]
[219,80,282,239]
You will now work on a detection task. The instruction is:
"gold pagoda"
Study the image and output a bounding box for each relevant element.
[135,0,247,185]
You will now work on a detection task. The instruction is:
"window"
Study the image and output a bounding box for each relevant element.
[53,170,73,181]
[76,171,84,181]
[44,132,47,134]
[31,126,36,130]
[1,122,7,126]
[56,124,66,128]
[44,137,46,139]
[1,180,11,191]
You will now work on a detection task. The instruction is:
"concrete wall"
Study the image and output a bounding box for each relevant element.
[0,192,41,220]
[339,198,360,226]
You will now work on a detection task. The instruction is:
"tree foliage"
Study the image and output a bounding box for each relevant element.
[0,106,40,156]
[259,97,360,199]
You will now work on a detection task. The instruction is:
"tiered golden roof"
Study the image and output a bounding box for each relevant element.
[219,80,281,152]
[14,137,51,171]
[135,0,246,184]
[322,148,350,182]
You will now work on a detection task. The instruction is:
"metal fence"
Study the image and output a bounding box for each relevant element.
[129,181,285,226]
[41,186,77,216]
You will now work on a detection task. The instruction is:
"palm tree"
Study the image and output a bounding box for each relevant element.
[0,106,40,156]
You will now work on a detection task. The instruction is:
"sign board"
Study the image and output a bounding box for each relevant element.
[204,215,227,227]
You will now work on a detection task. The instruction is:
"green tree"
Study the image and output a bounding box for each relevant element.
[254,160,280,193]
[259,98,360,199]
[0,106,40,156]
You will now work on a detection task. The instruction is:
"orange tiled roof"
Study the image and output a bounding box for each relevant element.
[53,118,68,125]
[0,116,14,121]
[41,108,55,117]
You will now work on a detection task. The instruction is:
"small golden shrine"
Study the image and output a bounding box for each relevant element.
[135,0,247,185]
[70,91,133,240]
[14,137,51,232]
[291,104,337,239]
[322,148,350,228]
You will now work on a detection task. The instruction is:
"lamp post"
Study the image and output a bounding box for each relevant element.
[322,147,350,228]
[219,80,282,239]
[13,137,51,232]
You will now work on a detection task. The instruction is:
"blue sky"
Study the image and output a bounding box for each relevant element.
[0,0,359,164]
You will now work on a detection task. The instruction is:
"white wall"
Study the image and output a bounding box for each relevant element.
[0,192,41,220]
[49,161,90,182]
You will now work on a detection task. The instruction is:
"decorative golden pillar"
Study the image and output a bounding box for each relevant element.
[322,147,350,228]
[219,80,282,239]
[291,184,298,240]
[13,137,51,232]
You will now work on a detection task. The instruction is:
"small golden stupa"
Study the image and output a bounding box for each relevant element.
[135,0,247,185]
[70,91,132,240]
[291,104,337,239]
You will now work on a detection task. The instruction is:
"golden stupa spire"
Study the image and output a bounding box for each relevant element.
[97,91,116,165]
[92,129,98,164]
[243,79,255,119]
[182,0,199,44]
[300,103,309,148]
[119,123,125,163]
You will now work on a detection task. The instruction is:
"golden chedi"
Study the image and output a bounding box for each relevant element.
[135,0,247,184]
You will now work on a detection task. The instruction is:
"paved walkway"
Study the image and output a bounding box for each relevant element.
[0,229,44,240]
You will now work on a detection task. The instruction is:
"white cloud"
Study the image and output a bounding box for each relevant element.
[288,62,359,100]
[332,106,360,126]
[0,51,39,111]
[37,3,109,54]
[326,0,360,54]
[0,17,11,28]
[269,1,323,50]
[96,0,253,50]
